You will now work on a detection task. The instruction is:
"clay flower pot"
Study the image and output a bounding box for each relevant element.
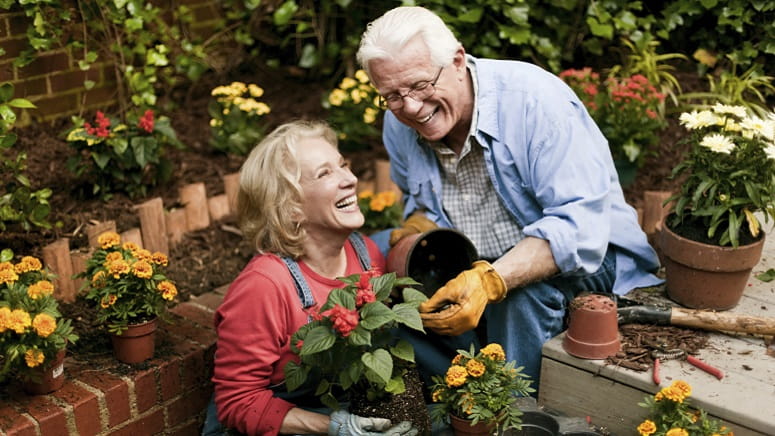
[659,221,765,310]
[110,318,158,364]
[386,228,478,297]
[449,413,496,436]
[562,294,621,360]
[22,348,67,395]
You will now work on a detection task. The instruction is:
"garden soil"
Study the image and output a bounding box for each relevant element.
[2,61,698,398]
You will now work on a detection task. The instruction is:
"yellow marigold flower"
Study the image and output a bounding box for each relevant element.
[460,393,475,415]
[15,256,42,273]
[152,252,168,266]
[329,89,347,106]
[465,359,486,377]
[340,77,357,90]
[100,294,117,308]
[0,262,19,285]
[106,251,123,264]
[211,85,232,97]
[9,309,32,334]
[637,420,657,436]
[666,428,688,436]
[451,354,463,365]
[351,89,363,104]
[32,313,57,338]
[248,84,264,98]
[662,386,686,403]
[108,259,130,278]
[0,306,12,332]
[355,70,369,83]
[122,242,139,252]
[431,389,443,402]
[358,190,374,200]
[158,280,178,301]
[98,231,121,249]
[27,280,54,299]
[654,391,664,401]
[135,249,152,263]
[132,260,153,279]
[445,365,468,387]
[255,102,270,116]
[363,107,378,124]
[377,191,396,207]
[25,349,45,368]
[92,270,106,286]
[373,96,381,107]
[369,196,386,212]
[481,343,506,361]
[671,380,692,398]
[230,81,247,95]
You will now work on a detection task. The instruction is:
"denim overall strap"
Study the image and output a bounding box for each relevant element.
[281,257,316,323]
[348,232,371,271]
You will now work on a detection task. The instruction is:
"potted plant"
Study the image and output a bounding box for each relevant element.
[357,189,403,234]
[77,231,178,363]
[660,103,775,309]
[428,343,534,434]
[0,249,78,394]
[559,68,667,186]
[284,269,431,434]
[637,380,733,436]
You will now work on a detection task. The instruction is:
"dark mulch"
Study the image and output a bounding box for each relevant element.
[606,324,709,372]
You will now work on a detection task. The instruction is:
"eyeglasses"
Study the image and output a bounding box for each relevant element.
[380,66,444,110]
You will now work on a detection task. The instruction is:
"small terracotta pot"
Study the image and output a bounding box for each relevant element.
[660,221,765,310]
[562,294,621,359]
[110,318,158,364]
[386,228,478,297]
[23,348,66,395]
[448,414,495,436]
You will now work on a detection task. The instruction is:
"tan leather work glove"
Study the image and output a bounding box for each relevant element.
[389,212,437,247]
[418,260,507,336]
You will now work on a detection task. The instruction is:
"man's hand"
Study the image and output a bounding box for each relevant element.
[418,261,507,336]
[389,212,437,247]
[328,410,418,436]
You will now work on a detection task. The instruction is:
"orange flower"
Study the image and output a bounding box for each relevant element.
[481,343,506,361]
[32,313,57,338]
[97,231,121,249]
[107,259,130,278]
[100,294,117,308]
[671,380,692,398]
[465,359,486,377]
[122,241,139,252]
[157,280,178,301]
[666,428,688,436]
[27,280,54,299]
[151,252,168,266]
[132,260,153,279]
[24,349,45,368]
[637,420,656,436]
[445,365,468,387]
[0,306,12,333]
[9,309,31,333]
[105,251,123,264]
[0,262,19,285]
[14,256,42,273]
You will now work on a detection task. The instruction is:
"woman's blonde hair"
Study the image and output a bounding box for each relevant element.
[237,119,338,258]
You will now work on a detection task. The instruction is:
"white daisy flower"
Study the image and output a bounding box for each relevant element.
[700,133,735,154]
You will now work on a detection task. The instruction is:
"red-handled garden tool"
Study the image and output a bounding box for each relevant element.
[650,347,724,384]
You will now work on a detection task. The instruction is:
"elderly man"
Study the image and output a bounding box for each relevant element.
[356,6,662,390]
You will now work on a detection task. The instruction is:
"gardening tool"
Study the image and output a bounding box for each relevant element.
[614,297,775,336]
[650,346,724,384]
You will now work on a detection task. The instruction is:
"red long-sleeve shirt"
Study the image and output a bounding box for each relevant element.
[212,238,385,435]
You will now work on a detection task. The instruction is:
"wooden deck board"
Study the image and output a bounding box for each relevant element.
[538,228,775,436]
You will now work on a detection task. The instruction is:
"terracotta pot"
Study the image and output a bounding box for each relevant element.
[449,414,495,436]
[562,294,621,359]
[23,347,66,395]
[659,221,765,310]
[386,228,478,297]
[110,318,158,364]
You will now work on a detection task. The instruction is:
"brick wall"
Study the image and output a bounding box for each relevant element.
[0,1,223,122]
[0,286,226,436]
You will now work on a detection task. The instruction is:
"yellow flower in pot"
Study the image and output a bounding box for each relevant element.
[428,343,534,433]
[637,380,733,436]
[660,103,775,309]
[0,250,78,393]
[357,189,403,234]
[77,231,178,362]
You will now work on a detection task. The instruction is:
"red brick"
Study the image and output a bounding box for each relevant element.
[158,357,182,401]
[8,15,30,37]
[81,85,118,107]
[0,61,14,81]
[52,383,102,436]
[133,368,159,413]
[12,76,47,98]
[0,17,8,38]
[180,345,209,389]
[80,371,131,427]
[0,405,37,436]
[170,301,216,329]
[165,315,218,347]
[165,384,211,427]
[111,408,165,436]
[0,37,28,60]
[17,52,69,78]
[28,93,77,118]
[14,395,67,436]
[50,68,101,93]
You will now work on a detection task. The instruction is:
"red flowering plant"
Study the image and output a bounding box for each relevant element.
[560,68,667,168]
[0,249,78,383]
[284,270,427,410]
[64,108,183,199]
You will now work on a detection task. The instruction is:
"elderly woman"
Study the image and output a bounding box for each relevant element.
[206,120,416,435]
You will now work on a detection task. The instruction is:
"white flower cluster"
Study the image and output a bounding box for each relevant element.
[679,103,775,158]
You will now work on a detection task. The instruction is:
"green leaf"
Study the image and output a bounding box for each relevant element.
[390,339,415,363]
[457,8,483,23]
[0,248,13,262]
[347,325,371,346]
[283,361,308,391]
[273,0,298,26]
[298,44,318,69]
[298,325,336,355]
[326,287,355,310]
[392,303,424,332]
[0,83,13,103]
[362,349,392,384]
[401,287,428,305]
[385,374,406,394]
[756,269,775,282]
[359,302,394,330]
[8,98,35,109]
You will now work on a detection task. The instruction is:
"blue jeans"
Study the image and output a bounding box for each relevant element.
[400,246,617,396]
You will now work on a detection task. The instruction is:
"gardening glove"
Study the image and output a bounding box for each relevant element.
[419,260,507,336]
[389,212,437,247]
[328,410,418,436]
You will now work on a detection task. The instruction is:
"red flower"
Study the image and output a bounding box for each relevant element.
[138,109,155,133]
[305,305,323,321]
[356,288,376,307]
[85,111,111,137]
[322,305,359,337]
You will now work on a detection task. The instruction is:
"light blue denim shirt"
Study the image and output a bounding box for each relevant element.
[382,56,662,295]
